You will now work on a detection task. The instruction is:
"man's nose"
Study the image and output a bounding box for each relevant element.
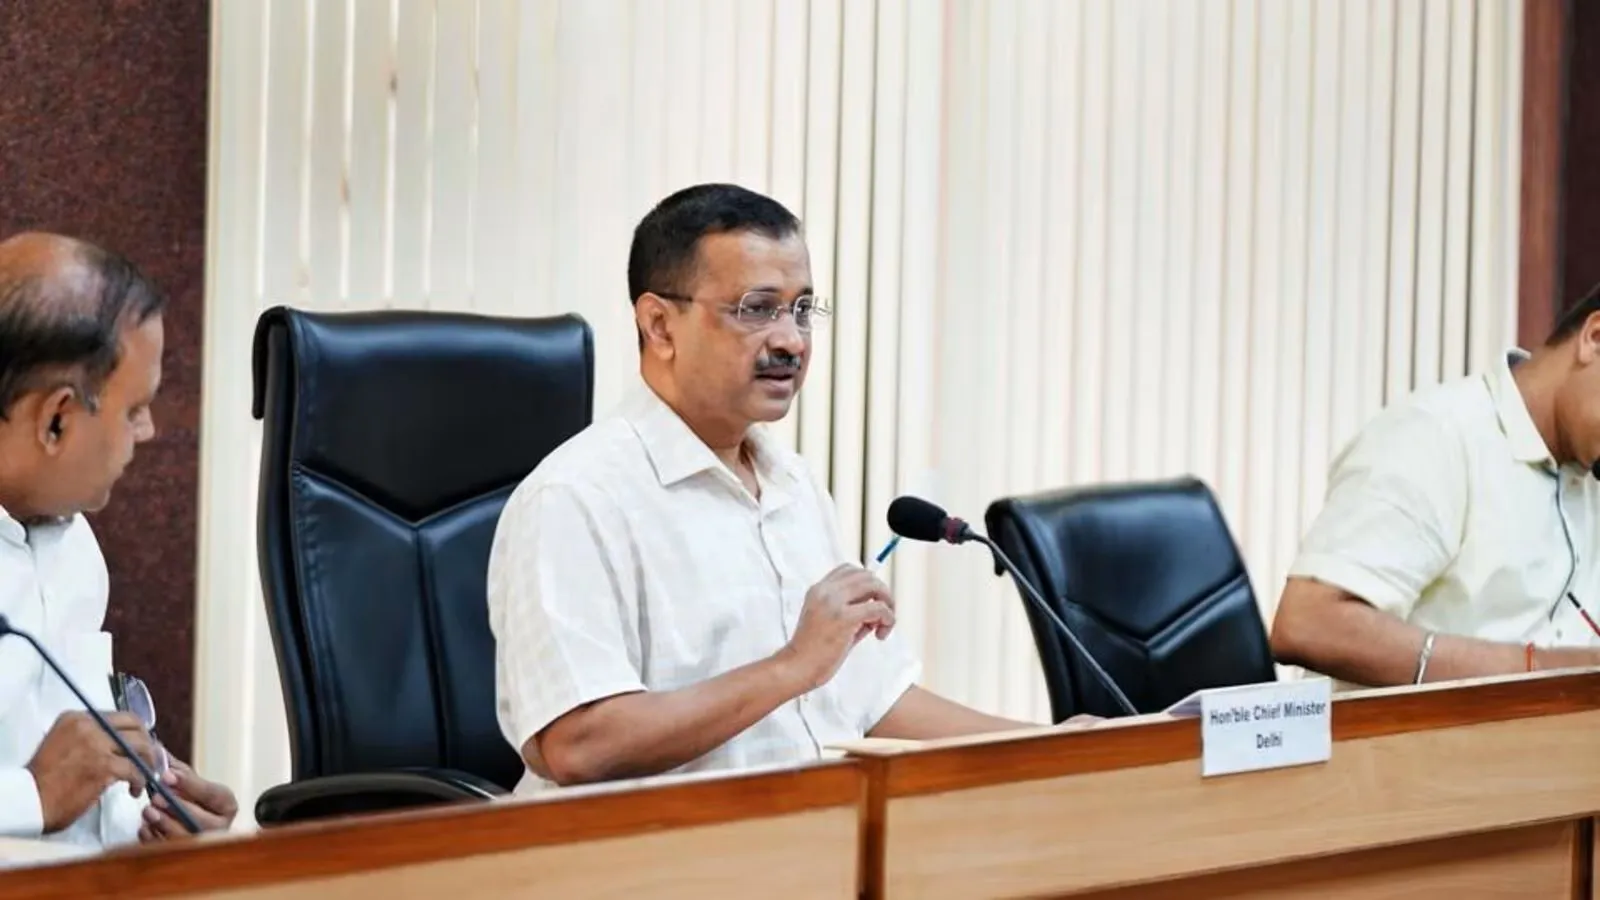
[765,313,807,354]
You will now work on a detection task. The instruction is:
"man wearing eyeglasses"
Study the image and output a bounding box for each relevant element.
[0,233,237,847]
[488,183,1085,792]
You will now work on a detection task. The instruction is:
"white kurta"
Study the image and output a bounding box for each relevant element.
[0,508,146,848]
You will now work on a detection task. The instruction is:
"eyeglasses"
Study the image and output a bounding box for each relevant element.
[655,290,833,333]
[110,672,169,777]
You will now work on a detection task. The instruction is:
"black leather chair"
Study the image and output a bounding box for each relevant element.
[984,477,1275,721]
[249,306,594,825]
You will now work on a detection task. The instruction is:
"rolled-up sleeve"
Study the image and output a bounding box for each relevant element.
[858,631,922,734]
[0,767,43,837]
[487,482,646,755]
[1289,408,1469,621]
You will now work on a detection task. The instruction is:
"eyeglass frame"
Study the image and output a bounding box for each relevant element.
[651,289,833,333]
[109,671,170,777]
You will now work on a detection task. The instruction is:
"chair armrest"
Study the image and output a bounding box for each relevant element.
[254,768,507,826]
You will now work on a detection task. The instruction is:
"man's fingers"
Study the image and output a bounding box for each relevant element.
[108,758,146,797]
[835,571,894,607]
[143,804,190,839]
[112,727,161,772]
[847,600,895,629]
[163,764,238,818]
[100,711,144,731]
[151,790,227,832]
[98,712,160,770]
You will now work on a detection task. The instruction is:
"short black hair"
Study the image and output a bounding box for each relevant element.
[627,183,802,304]
[1548,281,1600,345]
[0,243,167,419]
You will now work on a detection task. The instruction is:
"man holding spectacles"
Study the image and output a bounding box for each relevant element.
[488,183,1078,792]
[0,233,237,847]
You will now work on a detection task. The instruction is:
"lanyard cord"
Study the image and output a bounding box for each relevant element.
[1551,467,1581,620]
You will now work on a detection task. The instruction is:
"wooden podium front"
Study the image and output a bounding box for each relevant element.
[0,760,863,899]
[842,670,1600,898]
[8,673,1600,898]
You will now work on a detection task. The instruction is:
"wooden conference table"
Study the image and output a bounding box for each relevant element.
[3,669,1600,898]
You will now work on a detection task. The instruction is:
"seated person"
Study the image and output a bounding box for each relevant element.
[0,233,237,846]
[489,184,1085,790]
[1272,288,1600,689]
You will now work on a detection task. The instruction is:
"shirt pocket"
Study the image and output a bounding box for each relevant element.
[44,631,115,712]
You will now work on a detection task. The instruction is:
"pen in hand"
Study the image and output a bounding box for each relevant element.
[867,535,901,573]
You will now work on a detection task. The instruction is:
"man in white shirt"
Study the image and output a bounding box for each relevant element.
[490,184,1082,790]
[0,233,237,846]
[1272,290,1600,689]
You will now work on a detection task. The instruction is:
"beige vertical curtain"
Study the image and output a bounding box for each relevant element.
[200,0,1525,819]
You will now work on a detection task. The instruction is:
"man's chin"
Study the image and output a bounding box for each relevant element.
[750,375,800,406]
[81,489,114,515]
[747,393,797,423]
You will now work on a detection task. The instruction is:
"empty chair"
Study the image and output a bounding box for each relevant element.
[984,477,1275,721]
[249,305,594,824]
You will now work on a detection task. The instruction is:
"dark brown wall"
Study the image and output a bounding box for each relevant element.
[1560,1,1600,313]
[1519,0,1568,346]
[1522,0,1600,339]
[0,1,209,759]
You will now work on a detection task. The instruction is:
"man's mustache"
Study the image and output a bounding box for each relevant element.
[756,351,802,373]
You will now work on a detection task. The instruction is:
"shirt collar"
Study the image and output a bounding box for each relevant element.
[622,378,803,498]
[0,504,26,546]
[1488,348,1555,466]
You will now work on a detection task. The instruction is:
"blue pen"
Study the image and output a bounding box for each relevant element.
[868,535,901,572]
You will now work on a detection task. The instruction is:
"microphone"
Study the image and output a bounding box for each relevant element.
[886,495,1140,717]
[0,615,199,834]
[887,495,975,545]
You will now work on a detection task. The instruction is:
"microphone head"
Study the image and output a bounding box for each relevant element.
[888,495,971,544]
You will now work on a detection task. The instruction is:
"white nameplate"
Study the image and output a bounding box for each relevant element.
[1197,678,1332,777]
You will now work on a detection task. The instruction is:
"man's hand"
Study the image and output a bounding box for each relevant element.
[138,759,237,842]
[27,711,161,833]
[778,565,896,691]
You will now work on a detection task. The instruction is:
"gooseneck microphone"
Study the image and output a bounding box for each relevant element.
[886,496,1141,717]
[0,615,200,834]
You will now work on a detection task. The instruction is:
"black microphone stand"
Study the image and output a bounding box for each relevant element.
[972,535,1141,718]
[0,621,200,834]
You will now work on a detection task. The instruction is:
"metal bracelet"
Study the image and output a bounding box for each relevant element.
[1413,631,1438,685]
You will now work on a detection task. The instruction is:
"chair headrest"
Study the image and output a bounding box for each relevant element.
[987,477,1247,636]
[251,305,594,521]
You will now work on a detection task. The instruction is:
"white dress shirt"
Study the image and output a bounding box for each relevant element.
[1290,350,1600,688]
[0,507,146,847]
[488,378,921,792]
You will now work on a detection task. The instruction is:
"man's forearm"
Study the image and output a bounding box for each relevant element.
[870,685,1040,741]
[535,652,806,785]
[1273,581,1600,686]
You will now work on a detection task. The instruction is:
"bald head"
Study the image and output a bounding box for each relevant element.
[0,232,167,418]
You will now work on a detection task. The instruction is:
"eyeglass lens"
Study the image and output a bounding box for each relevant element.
[125,676,156,730]
[737,292,822,328]
[124,676,169,776]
